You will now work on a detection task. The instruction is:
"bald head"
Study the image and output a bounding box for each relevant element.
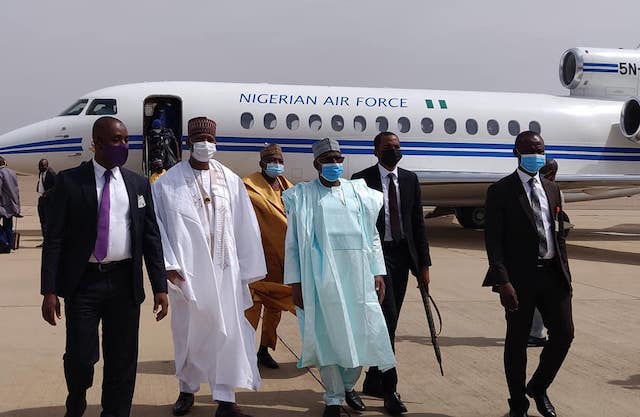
[514,131,545,155]
[92,116,129,169]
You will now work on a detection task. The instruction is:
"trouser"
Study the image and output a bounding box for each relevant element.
[366,239,411,394]
[504,263,574,407]
[63,261,140,417]
[529,308,546,338]
[37,196,50,240]
[0,216,14,251]
[179,380,235,403]
[319,366,362,406]
[245,299,282,350]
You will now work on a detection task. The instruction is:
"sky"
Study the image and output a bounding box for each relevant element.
[1,0,639,133]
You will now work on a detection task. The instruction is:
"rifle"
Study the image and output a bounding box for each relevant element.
[417,280,444,376]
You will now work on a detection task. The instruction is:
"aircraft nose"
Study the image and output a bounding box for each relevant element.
[0,120,49,153]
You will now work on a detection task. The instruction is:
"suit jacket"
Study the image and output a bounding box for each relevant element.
[41,161,167,303]
[482,171,571,290]
[0,166,20,218]
[352,165,431,274]
[37,168,56,197]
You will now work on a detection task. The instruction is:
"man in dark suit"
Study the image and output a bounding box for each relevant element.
[352,131,432,415]
[483,131,574,417]
[36,158,56,246]
[41,116,169,417]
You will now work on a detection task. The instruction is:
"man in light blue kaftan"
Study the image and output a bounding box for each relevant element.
[283,138,395,417]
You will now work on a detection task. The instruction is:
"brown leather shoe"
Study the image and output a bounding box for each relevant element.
[172,392,194,416]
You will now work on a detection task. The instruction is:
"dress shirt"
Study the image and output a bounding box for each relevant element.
[89,160,132,263]
[37,172,46,196]
[378,163,404,242]
[517,169,556,259]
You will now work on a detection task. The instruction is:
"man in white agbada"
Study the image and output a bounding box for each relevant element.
[152,117,266,417]
[283,138,396,417]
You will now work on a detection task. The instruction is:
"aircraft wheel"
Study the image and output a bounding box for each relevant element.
[455,207,486,229]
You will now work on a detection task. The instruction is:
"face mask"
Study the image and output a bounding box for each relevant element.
[103,144,129,167]
[191,141,216,162]
[265,163,285,178]
[380,148,403,167]
[519,153,546,174]
[320,163,343,182]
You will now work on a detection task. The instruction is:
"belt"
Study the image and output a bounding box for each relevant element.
[536,258,556,268]
[86,259,132,273]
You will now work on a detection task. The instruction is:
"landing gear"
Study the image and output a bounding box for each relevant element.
[454,207,486,229]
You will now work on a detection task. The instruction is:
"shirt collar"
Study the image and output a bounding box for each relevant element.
[378,163,398,179]
[516,168,540,186]
[92,159,121,181]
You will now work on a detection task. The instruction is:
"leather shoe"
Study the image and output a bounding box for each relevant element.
[172,392,194,416]
[257,346,279,369]
[215,403,253,417]
[345,390,366,411]
[527,336,547,347]
[507,398,529,417]
[322,405,341,417]
[384,392,407,415]
[526,387,556,417]
[362,370,383,398]
[64,395,87,417]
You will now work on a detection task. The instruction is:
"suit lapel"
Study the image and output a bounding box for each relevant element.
[80,162,98,225]
[398,169,411,227]
[120,168,138,228]
[541,179,558,220]
[512,171,537,229]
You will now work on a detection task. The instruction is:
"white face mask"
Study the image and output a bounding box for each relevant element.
[191,141,217,162]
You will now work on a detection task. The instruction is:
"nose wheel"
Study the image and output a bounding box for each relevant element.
[455,207,486,229]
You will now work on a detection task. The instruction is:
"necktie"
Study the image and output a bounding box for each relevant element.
[528,177,548,257]
[388,173,402,242]
[94,170,112,262]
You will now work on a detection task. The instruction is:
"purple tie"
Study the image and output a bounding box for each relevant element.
[94,169,111,262]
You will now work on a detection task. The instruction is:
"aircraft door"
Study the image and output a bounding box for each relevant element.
[143,96,183,177]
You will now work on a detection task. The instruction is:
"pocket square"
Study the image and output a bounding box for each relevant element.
[137,194,146,208]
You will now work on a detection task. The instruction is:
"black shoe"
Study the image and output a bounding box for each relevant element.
[215,402,253,417]
[322,405,341,417]
[362,370,383,398]
[526,386,557,417]
[345,390,366,411]
[172,392,194,416]
[527,336,547,347]
[507,398,530,417]
[64,394,87,417]
[383,392,407,415]
[257,346,279,369]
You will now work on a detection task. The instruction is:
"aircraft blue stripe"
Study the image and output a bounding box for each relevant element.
[583,62,618,68]
[0,137,82,151]
[583,68,619,73]
[1,146,83,155]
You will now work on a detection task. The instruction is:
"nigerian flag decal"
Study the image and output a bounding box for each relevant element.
[425,99,448,109]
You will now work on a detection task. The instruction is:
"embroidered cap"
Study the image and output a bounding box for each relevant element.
[188,117,217,139]
[312,138,341,159]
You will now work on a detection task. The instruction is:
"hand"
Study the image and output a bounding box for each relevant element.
[374,275,386,304]
[499,282,518,312]
[167,270,184,285]
[419,267,430,288]
[42,294,61,326]
[291,283,304,310]
[153,292,169,321]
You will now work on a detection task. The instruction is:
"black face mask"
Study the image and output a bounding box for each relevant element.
[380,148,403,167]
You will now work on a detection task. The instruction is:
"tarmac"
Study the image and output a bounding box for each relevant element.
[1,174,639,417]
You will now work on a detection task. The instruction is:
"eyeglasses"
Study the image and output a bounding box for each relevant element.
[317,156,345,164]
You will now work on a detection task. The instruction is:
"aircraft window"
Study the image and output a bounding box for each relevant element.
[240,112,254,129]
[444,118,457,134]
[376,116,388,132]
[59,99,88,116]
[86,99,117,115]
[309,114,322,131]
[529,121,541,134]
[286,113,300,130]
[353,115,367,132]
[421,117,434,134]
[508,120,520,136]
[466,119,478,135]
[264,113,277,130]
[487,119,499,135]
[398,117,410,133]
[331,115,344,132]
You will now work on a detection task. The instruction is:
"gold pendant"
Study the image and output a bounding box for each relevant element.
[204,197,211,204]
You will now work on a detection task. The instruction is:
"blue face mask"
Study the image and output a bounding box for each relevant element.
[265,163,285,178]
[519,153,546,174]
[320,163,343,182]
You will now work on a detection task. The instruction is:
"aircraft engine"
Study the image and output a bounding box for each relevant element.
[560,47,640,100]
[619,97,640,143]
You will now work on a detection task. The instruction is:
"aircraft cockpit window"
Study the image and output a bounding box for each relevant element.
[466,119,478,135]
[529,121,541,134]
[398,117,410,133]
[309,114,322,131]
[59,99,89,116]
[331,115,344,132]
[86,99,117,115]
[264,113,277,130]
[444,118,457,134]
[354,116,367,132]
[376,116,388,132]
[241,112,254,129]
[487,119,500,135]
[508,120,520,136]
[421,118,434,134]
[286,114,300,130]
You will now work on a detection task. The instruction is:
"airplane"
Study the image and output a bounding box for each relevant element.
[1,46,640,229]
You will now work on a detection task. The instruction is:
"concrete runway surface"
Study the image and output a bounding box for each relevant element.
[1,174,638,417]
